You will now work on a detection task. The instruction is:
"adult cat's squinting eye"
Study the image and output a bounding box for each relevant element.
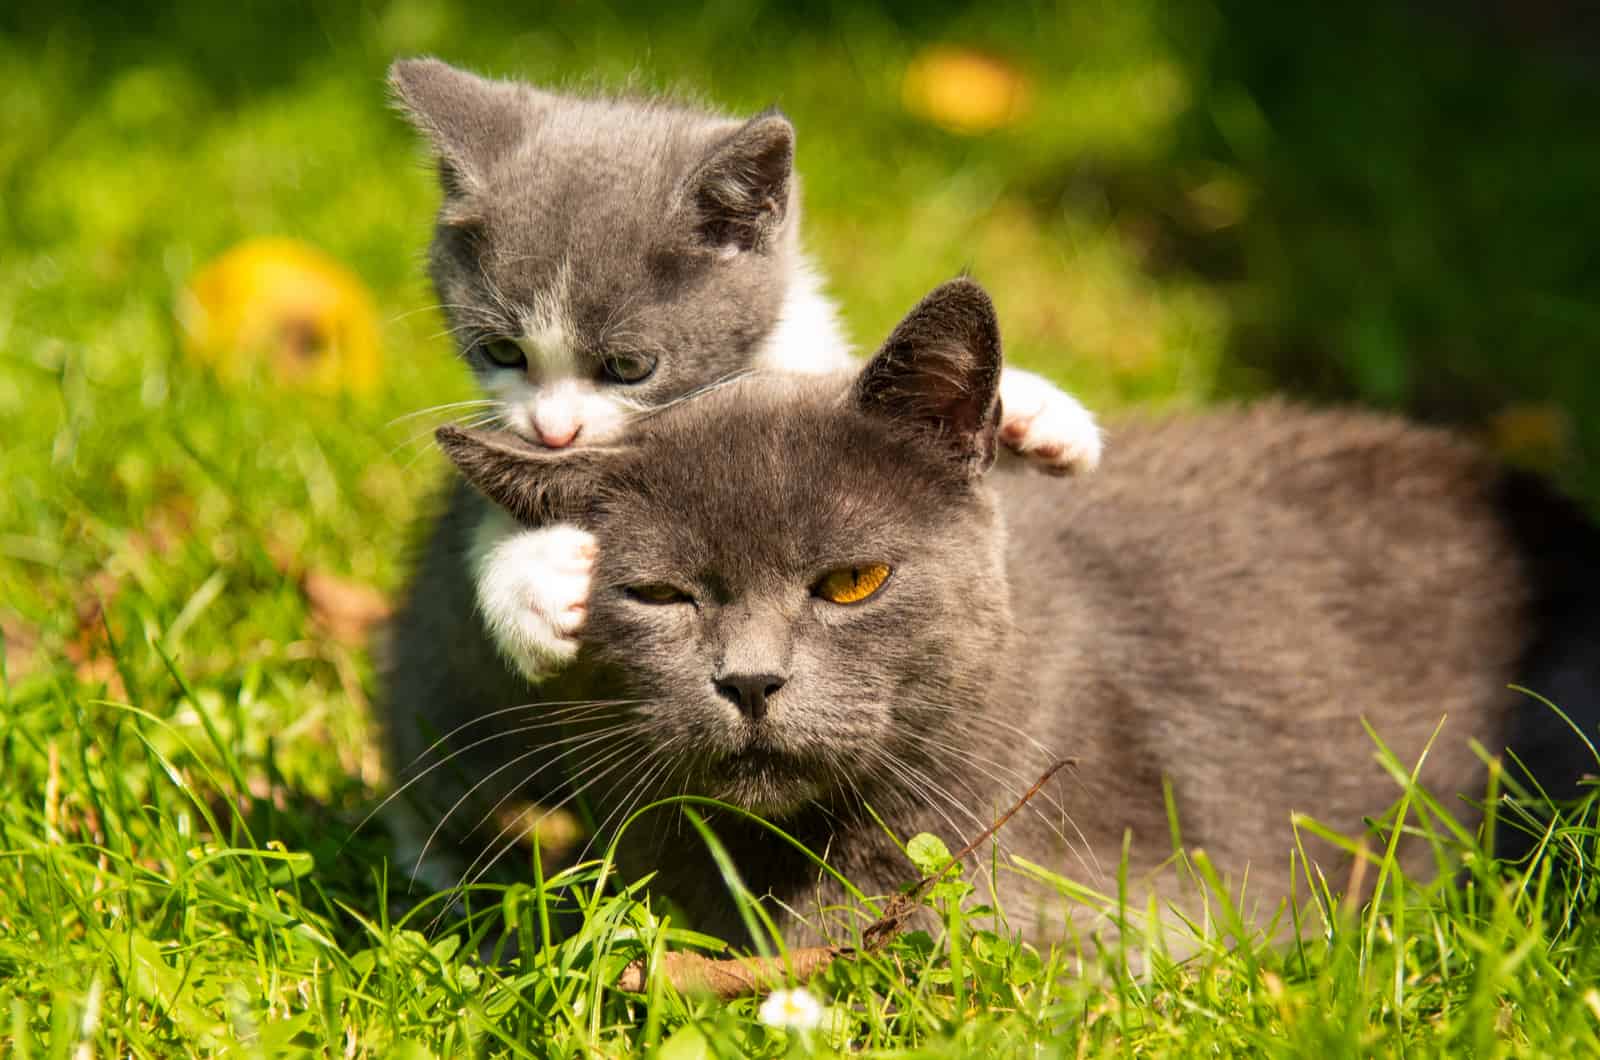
[600,352,657,384]
[813,564,892,605]
[482,339,526,368]
[626,583,696,606]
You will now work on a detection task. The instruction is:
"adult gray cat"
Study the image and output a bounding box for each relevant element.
[386,58,1102,692]
[392,278,1600,947]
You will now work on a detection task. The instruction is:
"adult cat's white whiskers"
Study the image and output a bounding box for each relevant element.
[890,714,1068,811]
[820,756,864,817]
[898,731,1073,826]
[396,699,628,779]
[883,748,996,840]
[449,735,647,904]
[427,733,646,920]
[873,743,1068,896]
[358,700,632,840]
[415,720,643,884]
[864,745,993,858]
[571,736,683,868]
[839,763,872,819]
[660,751,699,842]
[393,698,593,772]
[894,697,1063,765]
[894,726,1104,885]
[863,746,1011,897]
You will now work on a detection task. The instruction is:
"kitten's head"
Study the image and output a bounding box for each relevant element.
[392,58,799,448]
[439,279,1012,818]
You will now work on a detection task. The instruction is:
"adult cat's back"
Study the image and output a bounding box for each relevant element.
[998,403,1587,901]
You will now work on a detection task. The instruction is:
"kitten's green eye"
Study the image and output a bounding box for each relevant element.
[600,352,657,384]
[483,338,526,368]
[814,564,892,605]
[626,583,694,606]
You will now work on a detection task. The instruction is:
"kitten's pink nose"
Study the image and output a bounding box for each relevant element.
[534,416,585,448]
[534,421,581,448]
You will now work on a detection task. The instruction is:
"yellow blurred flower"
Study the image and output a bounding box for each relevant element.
[177,237,381,393]
[902,46,1032,135]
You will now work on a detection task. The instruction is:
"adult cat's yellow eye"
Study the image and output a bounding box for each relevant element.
[814,564,892,605]
[627,583,693,605]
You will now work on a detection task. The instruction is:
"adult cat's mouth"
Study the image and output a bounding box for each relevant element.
[710,747,829,816]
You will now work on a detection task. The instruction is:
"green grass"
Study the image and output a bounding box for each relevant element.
[4,0,1600,1054]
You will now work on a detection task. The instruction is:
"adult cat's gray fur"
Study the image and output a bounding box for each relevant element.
[389,279,1599,947]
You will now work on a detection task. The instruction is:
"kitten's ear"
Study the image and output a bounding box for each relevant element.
[685,111,794,252]
[389,58,532,206]
[436,426,598,525]
[854,279,1004,475]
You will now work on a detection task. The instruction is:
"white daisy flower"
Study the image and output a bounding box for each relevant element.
[758,987,823,1030]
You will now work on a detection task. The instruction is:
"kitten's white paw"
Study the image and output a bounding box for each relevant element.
[473,521,597,683]
[997,368,1103,476]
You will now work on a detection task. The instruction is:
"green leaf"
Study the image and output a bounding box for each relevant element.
[907,832,951,876]
[656,1021,714,1060]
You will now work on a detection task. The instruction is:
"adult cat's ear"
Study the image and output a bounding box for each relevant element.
[389,58,533,208]
[855,278,1004,475]
[436,426,600,525]
[685,111,794,252]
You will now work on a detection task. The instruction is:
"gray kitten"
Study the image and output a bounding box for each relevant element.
[393,278,1600,947]
[386,58,1102,694]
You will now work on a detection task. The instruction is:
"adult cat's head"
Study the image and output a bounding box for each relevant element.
[438,280,1012,817]
[392,58,802,448]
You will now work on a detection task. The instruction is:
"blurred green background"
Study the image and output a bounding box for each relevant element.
[3,0,1599,746]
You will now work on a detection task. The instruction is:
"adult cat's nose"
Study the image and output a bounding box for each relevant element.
[715,672,786,721]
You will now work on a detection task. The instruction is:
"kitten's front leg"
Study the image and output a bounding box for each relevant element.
[472,511,596,683]
[997,367,1103,476]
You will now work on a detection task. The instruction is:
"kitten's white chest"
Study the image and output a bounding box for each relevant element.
[752,260,854,375]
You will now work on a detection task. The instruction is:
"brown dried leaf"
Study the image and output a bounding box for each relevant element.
[302,569,392,645]
[64,572,126,697]
[1,614,43,682]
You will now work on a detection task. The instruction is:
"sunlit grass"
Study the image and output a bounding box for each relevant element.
[4,643,1598,1055]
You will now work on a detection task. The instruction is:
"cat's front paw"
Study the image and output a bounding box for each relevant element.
[474,523,597,683]
[997,368,1103,476]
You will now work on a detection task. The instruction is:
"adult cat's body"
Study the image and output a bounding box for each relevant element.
[387,58,1102,690]
[396,280,1600,947]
